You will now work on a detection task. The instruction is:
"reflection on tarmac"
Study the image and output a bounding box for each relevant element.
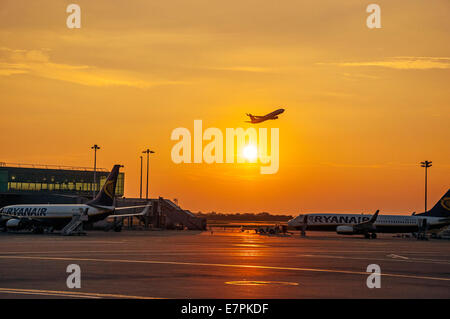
[0,229,449,298]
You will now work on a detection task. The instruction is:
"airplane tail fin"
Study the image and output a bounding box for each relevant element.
[418,189,450,217]
[87,165,121,207]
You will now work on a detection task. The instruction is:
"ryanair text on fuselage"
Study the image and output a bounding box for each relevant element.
[0,207,47,217]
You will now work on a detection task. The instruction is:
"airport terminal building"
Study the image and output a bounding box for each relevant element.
[0,162,124,206]
[0,162,206,230]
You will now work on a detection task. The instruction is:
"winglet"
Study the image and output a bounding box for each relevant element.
[368,210,379,224]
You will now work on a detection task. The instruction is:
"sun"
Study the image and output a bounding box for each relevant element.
[243,144,258,161]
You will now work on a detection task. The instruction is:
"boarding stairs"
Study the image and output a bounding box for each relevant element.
[160,199,206,230]
[416,218,429,240]
[61,209,89,236]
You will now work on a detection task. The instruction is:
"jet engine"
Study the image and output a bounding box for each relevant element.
[336,225,355,234]
[6,219,22,228]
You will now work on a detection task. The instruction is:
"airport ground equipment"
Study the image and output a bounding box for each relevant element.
[416,218,429,240]
[436,225,450,239]
[113,197,206,230]
[256,224,289,235]
[300,215,307,237]
[61,208,88,236]
[157,198,206,230]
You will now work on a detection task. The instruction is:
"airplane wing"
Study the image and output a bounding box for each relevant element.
[108,202,152,218]
[114,205,150,211]
[107,212,147,218]
[245,113,264,119]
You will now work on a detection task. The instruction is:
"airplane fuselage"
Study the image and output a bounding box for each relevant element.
[288,213,448,234]
[0,204,114,230]
[265,108,284,118]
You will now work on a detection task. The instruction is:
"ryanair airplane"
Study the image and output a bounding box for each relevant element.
[0,165,149,235]
[288,189,450,239]
[245,108,285,124]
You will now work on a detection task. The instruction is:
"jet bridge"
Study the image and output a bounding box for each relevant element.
[156,197,206,230]
[115,197,206,230]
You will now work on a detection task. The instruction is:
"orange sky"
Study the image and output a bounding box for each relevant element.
[0,0,449,215]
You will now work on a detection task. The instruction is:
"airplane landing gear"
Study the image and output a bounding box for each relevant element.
[32,226,44,234]
[417,233,428,241]
[44,227,54,234]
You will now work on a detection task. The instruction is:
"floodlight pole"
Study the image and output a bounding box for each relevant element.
[139,156,143,199]
[142,149,155,200]
[91,144,100,198]
[420,160,432,212]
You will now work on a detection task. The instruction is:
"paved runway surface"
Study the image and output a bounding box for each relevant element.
[0,229,449,298]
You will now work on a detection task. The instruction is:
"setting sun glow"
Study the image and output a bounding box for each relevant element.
[243,145,258,161]
[0,1,448,214]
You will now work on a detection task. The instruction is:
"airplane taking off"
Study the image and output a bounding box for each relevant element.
[246,108,285,124]
[288,189,450,239]
[0,165,149,235]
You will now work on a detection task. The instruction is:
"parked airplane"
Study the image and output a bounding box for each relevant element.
[288,189,450,239]
[246,108,285,124]
[0,165,149,235]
